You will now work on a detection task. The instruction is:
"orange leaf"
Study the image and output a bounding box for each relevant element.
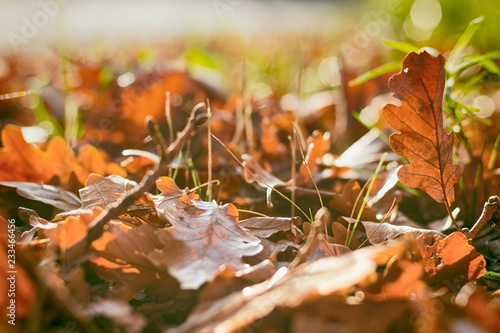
[383,52,462,205]
[44,207,102,249]
[0,125,126,187]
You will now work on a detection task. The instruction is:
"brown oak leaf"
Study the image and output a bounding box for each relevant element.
[383,51,462,205]
[91,223,178,300]
[148,177,262,290]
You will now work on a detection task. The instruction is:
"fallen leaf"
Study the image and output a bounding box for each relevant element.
[148,177,262,290]
[294,131,330,186]
[0,181,82,212]
[419,231,486,285]
[383,52,463,205]
[0,125,126,188]
[198,260,275,303]
[80,174,136,209]
[73,145,127,185]
[239,216,301,239]
[166,241,408,333]
[361,221,444,245]
[43,207,102,249]
[91,223,178,300]
[463,286,500,333]
[329,179,378,221]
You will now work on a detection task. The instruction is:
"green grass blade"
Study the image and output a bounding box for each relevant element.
[347,153,387,248]
[447,16,484,67]
[382,40,420,54]
[348,61,401,87]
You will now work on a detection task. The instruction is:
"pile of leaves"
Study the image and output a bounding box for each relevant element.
[1,22,500,333]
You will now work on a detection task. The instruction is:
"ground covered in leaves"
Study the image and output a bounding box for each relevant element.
[1,18,500,333]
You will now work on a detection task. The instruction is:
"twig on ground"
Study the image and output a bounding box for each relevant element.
[466,195,500,240]
[63,104,207,268]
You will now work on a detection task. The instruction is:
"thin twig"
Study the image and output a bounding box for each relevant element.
[293,123,325,208]
[207,98,213,202]
[467,195,499,240]
[63,105,207,268]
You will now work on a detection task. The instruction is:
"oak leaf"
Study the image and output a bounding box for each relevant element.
[239,216,301,239]
[329,179,377,221]
[148,177,262,290]
[91,223,177,300]
[0,181,81,212]
[0,125,126,187]
[419,231,486,285]
[361,221,444,245]
[43,207,102,249]
[80,174,137,209]
[383,51,462,205]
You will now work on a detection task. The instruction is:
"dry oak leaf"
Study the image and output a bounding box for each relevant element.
[43,207,102,249]
[0,181,81,212]
[148,177,262,290]
[239,216,301,239]
[383,51,462,205]
[419,231,486,285]
[80,174,162,226]
[91,223,178,300]
[80,174,136,209]
[329,179,378,221]
[0,125,125,186]
[361,221,444,246]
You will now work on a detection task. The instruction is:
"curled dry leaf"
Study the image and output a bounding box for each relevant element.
[361,221,444,245]
[0,181,81,212]
[419,231,486,286]
[240,216,302,265]
[383,51,462,205]
[148,177,262,290]
[80,174,137,208]
[239,216,301,239]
